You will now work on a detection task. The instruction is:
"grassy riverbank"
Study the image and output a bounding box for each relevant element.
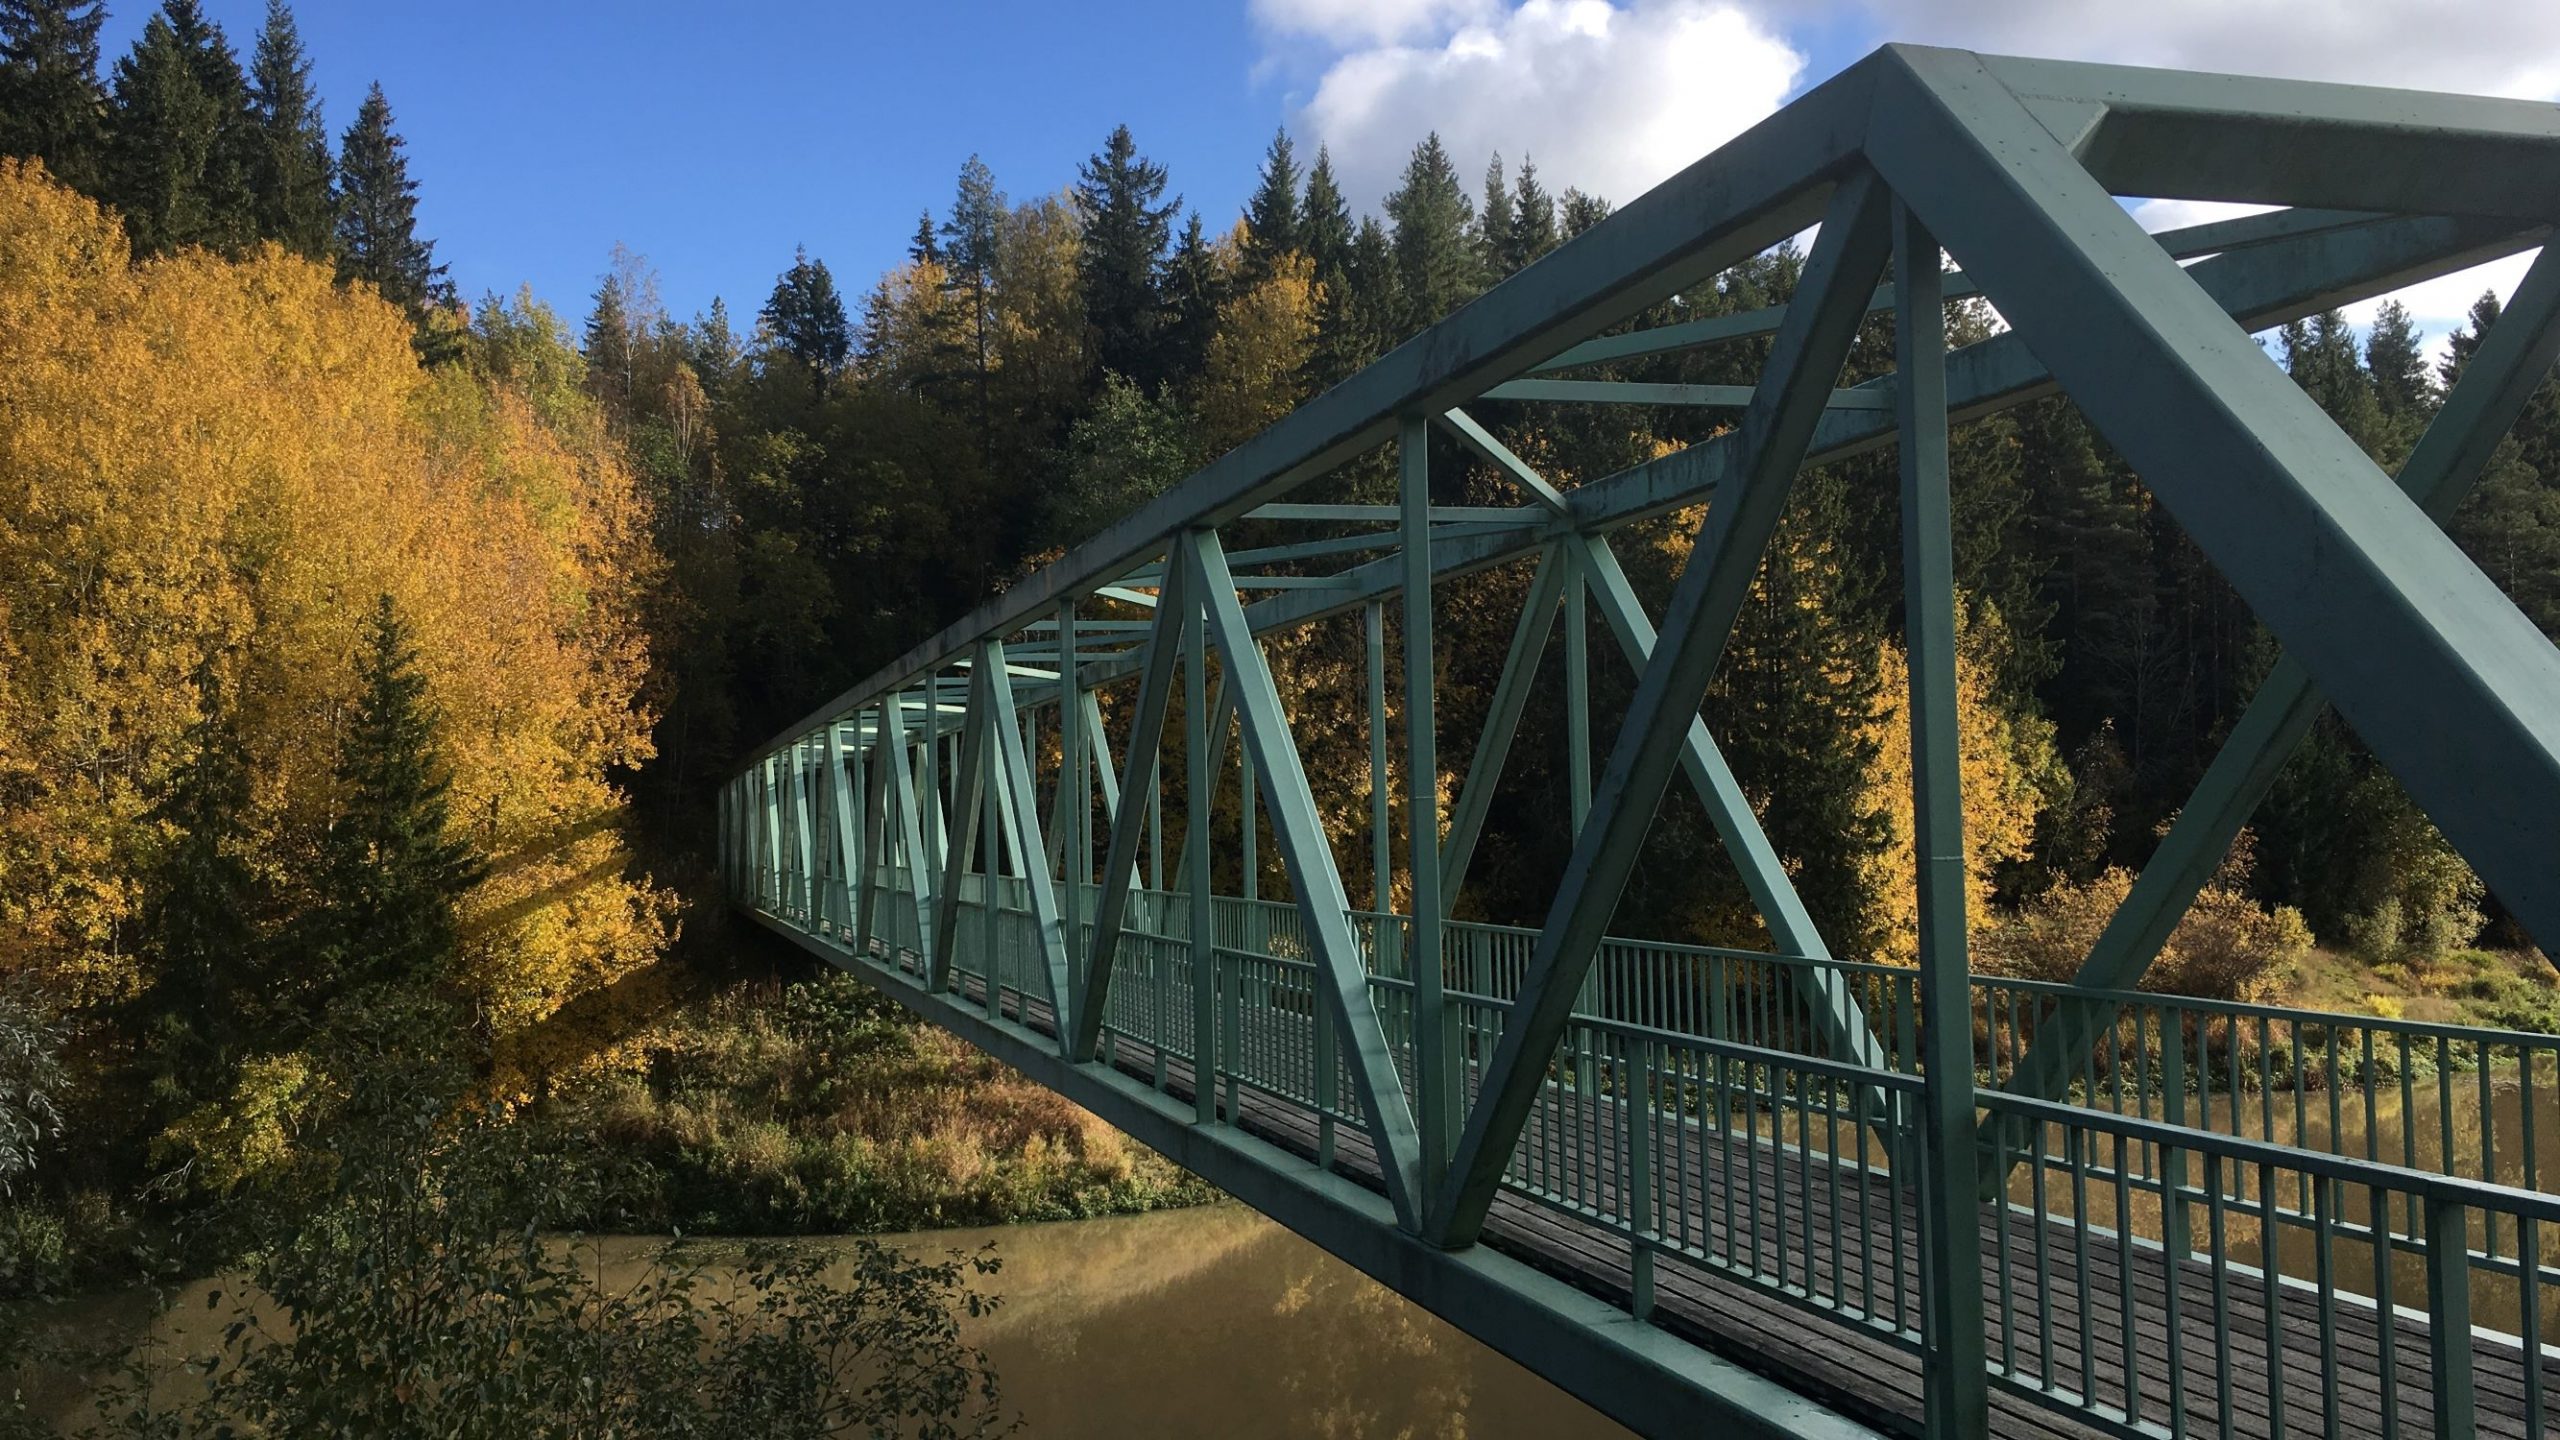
[525,967,1218,1236]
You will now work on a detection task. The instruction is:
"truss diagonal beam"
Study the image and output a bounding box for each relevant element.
[879,697,937,967]
[1430,169,1897,1247]
[1575,535,1893,1081]
[1071,556,1190,1061]
[983,639,1075,1040]
[1870,46,2560,958]
[930,662,995,993]
[1186,529,1430,1231]
[1439,545,1567,908]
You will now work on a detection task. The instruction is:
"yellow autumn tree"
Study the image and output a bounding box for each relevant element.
[1197,251,1322,455]
[1854,604,2063,965]
[0,160,670,1082]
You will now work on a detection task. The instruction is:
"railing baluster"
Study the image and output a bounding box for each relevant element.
[2423,1197,2474,1440]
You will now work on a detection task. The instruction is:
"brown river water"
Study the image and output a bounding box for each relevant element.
[23,1202,1630,1438]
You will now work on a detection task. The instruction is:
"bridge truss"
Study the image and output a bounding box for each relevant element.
[725,46,2560,1438]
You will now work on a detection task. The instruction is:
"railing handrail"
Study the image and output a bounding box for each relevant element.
[1983,1086,2560,1223]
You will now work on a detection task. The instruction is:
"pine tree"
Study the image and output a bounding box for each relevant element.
[907,208,939,265]
[310,597,484,1002]
[246,0,330,257]
[334,82,448,328]
[106,0,255,254]
[1385,133,1480,330]
[1509,155,1557,269]
[0,0,107,194]
[1075,123,1178,385]
[1300,144,1352,279]
[940,155,1003,442]
[761,245,851,395]
[1475,153,1517,278]
[138,669,269,1105]
[1241,127,1301,279]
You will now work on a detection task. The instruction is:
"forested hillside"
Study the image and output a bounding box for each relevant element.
[5,0,2560,1314]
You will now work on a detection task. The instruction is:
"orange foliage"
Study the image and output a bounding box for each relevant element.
[0,159,670,1050]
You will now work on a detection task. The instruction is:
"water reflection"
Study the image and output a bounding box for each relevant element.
[28,1205,1629,1439]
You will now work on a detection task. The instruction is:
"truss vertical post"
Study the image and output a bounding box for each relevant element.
[1564,546,1592,831]
[1402,413,1455,1181]
[1897,198,1991,1438]
[1367,599,1394,943]
[1058,601,1085,1002]
[979,680,1003,1020]
[1184,563,1218,1125]
[789,739,816,921]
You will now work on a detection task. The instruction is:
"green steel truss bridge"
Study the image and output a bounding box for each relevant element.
[723,47,2560,1439]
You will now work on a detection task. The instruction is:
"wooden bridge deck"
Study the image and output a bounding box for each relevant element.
[938,961,2556,1440]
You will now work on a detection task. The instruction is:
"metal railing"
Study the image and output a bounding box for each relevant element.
[763,859,2560,1438]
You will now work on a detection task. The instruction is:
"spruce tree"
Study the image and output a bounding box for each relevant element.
[106,0,255,254]
[311,596,484,1002]
[1384,133,1480,330]
[1560,187,1611,238]
[2363,298,2434,462]
[1509,156,1558,269]
[1300,144,1352,280]
[0,0,107,194]
[760,245,851,396]
[691,295,742,395]
[334,82,448,328]
[138,669,268,1105]
[246,0,331,257]
[584,270,634,420]
[1075,123,1178,385]
[907,208,938,265]
[940,155,1002,440]
[1475,153,1517,278]
[1161,211,1222,386]
[1241,127,1301,278]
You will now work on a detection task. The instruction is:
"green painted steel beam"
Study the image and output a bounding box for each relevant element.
[983,637,1076,1041]
[1430,171,1896,1249]
[1870,45,2560,959]
[1439,545,1567,909]
[1071,558,1189,1061]
[1188,529,1431,1231]
[1436,409,1571,513]
[1967,50,2560,220]
[1484,379,1895,409]
[1894,198,1991,1438]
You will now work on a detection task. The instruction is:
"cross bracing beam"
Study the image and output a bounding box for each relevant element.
[726,49,2560,1438]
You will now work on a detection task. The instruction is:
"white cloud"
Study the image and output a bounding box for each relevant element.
[1287,0,1805,213]
[1253,0,1501,47]
[1853,0,2560,100]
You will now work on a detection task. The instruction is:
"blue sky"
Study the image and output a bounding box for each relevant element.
[104,1,2556,348]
